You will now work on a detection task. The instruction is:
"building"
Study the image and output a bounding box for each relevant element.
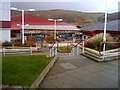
[11,14,80,42]
[80,20,120,40]
[0,2,11,42]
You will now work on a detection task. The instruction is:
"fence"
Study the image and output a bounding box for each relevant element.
[99,42,120,60]
[82,41,120,61]
[48,40,84,57]
[1,46,33,56]
[48,42,57,57]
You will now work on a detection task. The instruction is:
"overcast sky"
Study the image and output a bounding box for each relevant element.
[11,0,120,13]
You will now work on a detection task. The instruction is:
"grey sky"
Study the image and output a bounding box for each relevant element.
[11,1,119,13]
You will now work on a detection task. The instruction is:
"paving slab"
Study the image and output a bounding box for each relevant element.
[39,53,118,88]
[59,62,77,69]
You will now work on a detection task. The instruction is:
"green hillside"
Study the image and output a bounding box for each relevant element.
[12,9,119,26]
[97,12,120,22]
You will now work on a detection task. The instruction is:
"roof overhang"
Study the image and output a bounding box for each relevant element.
[0,21,11,28]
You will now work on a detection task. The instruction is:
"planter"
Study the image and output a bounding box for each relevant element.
[82,47,120,62]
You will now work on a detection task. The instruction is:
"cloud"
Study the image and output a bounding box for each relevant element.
[11,0,119,13]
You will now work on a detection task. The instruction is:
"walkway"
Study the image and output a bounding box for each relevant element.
[39,53,118,88]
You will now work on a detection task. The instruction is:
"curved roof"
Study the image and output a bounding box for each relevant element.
[11,14,80,31]
[80,20,119,31]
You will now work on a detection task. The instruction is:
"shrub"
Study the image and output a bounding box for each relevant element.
[14,39,22,43]
[2,41,12,46]
[85,33,118,51]
[45,36,61,43]
[117,35,120,42]
[46,36,54,43]
[27,35,36,42]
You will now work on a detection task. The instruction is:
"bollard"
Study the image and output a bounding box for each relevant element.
[55,47,57,56]
[54,43,57,56]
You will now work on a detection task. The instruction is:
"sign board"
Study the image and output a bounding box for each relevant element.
[36,34,45,42]
[36,34,41,41]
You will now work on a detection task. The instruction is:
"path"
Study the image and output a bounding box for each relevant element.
[39,53,118,88]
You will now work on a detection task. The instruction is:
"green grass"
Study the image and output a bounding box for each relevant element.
[58,47,72,53]
[2,55,53,86]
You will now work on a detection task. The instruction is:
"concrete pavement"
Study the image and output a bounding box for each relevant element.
[39,53,118,88]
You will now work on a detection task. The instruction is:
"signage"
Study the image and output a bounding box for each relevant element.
[36,34,41,41]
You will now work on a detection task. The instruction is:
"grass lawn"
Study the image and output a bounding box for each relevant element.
[58,47,72,53]
[2,55,53,86]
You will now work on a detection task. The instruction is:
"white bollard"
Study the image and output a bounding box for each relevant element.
[53,43,57,56]
[55,47,57,56]
[49,47,54,57]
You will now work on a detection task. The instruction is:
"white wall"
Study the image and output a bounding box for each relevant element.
[0,2,11,42]
[0,2,10,21]
[0,29,11,42]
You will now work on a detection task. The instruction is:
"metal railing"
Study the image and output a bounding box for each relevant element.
[99,42,120,55]
[99,42,120,59]
[2,46,33,56]
[48,40,85,57]
[48,42,58,57]
[70,40,85,55]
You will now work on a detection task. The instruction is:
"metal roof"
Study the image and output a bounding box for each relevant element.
[11,14,80,31]
[80,20,119,31]
[24,25,79,30]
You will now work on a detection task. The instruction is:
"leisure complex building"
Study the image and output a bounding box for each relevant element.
[10,14,80,42]
[0,2,120,43]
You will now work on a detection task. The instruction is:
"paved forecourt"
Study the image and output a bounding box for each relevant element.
[39,53,118,88]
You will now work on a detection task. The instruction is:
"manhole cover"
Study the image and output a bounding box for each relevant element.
[59,63,77,69]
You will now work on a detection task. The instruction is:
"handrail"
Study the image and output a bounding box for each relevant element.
[48,42,58,57]
[99,42,120,55]
[69,40,84,55]
[71,40,83,47]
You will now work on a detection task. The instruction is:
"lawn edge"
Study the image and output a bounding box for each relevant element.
[30,56,58,88]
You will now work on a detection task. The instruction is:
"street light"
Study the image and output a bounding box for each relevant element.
[11,7,35,45]
[16,23,29,41]
[48,18,63,40]
[103,1,108,55]
[48,18,63,56]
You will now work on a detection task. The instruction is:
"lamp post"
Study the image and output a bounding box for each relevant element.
[48,19,63,40]
[22,10,25,44]
[11,7,35,45]
[103,1,108,54]
[48,18,63,56]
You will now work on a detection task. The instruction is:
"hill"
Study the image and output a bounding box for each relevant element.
[97,12,120,22]
[11,9,101,26]
[11,9,119,26]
